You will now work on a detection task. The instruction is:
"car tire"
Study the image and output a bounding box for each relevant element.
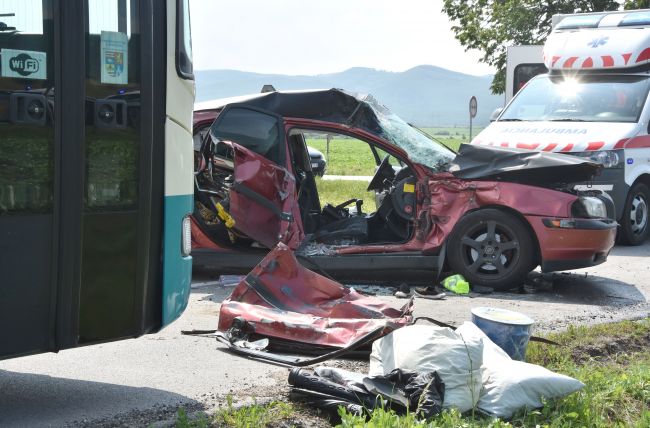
[618,182,650,246]
[447,209,535,291]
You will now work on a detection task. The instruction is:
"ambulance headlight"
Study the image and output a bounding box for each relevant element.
[572,150,622,168]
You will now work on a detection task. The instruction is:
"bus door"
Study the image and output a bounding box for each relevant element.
[1,0,166,359]
[79,0,149,343]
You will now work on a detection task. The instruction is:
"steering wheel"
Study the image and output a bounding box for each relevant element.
[367,154,396,192]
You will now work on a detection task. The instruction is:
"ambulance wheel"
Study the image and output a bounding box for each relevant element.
[619,182,650,246]
[447,209,534,291]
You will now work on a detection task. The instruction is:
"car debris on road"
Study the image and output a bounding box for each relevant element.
[216,243,413,355]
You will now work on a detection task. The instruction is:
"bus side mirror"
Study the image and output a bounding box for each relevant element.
[489,107,503,122]
[94,99,127,129]
[10,93,47,126]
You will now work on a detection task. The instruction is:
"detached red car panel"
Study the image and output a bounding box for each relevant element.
[218,243,413,349]
[192,89,617,290]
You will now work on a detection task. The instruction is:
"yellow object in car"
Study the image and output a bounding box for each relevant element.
[215,202,236,229]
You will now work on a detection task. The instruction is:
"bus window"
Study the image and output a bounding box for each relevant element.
[0,0,55,357]
[0,0,53,214]
[177,0,193,79]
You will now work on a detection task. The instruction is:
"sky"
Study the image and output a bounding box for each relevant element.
[190,0,495,76]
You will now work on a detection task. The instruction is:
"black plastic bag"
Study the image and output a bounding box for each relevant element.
[288,366,445,420]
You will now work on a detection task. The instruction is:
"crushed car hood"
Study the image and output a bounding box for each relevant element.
[217,243,413,350]
[448,144,602,185]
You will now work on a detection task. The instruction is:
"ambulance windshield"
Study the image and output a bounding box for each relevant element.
[500,75,650,123]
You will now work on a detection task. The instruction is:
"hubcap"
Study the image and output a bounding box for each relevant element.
[630,193,648,236]
[461,220,519,276]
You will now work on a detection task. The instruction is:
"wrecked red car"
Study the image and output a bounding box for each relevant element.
[191,89,617,290]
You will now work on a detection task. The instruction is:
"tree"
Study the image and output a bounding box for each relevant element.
[441,1,643,94]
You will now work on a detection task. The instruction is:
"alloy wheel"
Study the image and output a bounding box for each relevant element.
[459,220,520,277]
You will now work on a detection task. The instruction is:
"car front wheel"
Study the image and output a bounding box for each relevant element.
[447,209,535,291]
[618,182,649,246]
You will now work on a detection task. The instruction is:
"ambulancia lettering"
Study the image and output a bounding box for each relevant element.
[503,127,588,135]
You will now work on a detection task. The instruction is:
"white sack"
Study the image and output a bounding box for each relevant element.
[369,324,483,412]
[455,321,585,419]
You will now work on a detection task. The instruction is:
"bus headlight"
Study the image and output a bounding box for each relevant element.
[181,215,192,257]
[572,196,608,219]
[572,150,622,168]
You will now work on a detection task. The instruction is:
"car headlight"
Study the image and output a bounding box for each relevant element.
[572,150,622,168]
[572,196,608,219]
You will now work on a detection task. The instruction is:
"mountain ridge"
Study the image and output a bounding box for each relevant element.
[195,65,503,126]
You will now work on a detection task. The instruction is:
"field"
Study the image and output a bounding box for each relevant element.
[315,178,377,212]
[307,127,478,177]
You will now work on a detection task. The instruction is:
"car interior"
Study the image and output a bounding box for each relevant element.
[193,111,418,250]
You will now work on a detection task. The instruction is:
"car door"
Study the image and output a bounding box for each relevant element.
[209,104,303,249]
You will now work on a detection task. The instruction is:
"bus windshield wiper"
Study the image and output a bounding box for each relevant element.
[498,118,522,121]
[549,118,587,122]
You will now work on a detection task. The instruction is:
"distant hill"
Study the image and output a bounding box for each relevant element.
[195,65,505,126]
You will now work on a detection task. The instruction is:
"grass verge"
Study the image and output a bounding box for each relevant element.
[173,319,649,427]
[338,318,650,427]
[174,397,296,428]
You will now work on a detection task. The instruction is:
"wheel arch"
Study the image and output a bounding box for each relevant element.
[447,204,542,270]
[632,173,650,188]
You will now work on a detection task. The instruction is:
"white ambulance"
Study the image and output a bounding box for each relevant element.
[474,9,650,245]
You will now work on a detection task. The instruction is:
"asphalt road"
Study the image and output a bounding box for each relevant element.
[1,243,648,427]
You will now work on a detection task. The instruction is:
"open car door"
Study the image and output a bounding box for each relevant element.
[210,104,304,249]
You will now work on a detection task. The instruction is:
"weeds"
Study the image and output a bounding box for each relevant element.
[174,396,294,428]
[216,396,293,428]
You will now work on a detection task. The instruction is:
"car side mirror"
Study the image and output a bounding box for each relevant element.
[489,107,503,122]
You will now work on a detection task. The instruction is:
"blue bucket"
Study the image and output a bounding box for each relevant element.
[471,307,534,361]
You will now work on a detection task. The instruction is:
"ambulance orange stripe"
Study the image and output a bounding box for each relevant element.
[563,57,578,68]
[636,47,650,63]
[601,56,614,67]
[586,141,605,151]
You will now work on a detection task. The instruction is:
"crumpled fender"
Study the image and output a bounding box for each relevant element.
[217,243,413,348]
[420,175,577,251]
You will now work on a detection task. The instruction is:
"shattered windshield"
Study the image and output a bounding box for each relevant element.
[500,75,650,123]
[361,95,455,171]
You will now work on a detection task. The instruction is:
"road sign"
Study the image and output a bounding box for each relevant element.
[469,96,477,118]
[469,96,477,142]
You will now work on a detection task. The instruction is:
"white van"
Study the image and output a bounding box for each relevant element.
[474,9,650,245]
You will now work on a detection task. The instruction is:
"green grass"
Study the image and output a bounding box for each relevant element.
[315,177,377,212]
[307,138,380,176]
[337,318,650,428]
[175,397,295,428]
[305,126,475,177]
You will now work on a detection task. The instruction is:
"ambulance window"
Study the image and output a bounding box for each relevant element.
[501,75,650,123]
